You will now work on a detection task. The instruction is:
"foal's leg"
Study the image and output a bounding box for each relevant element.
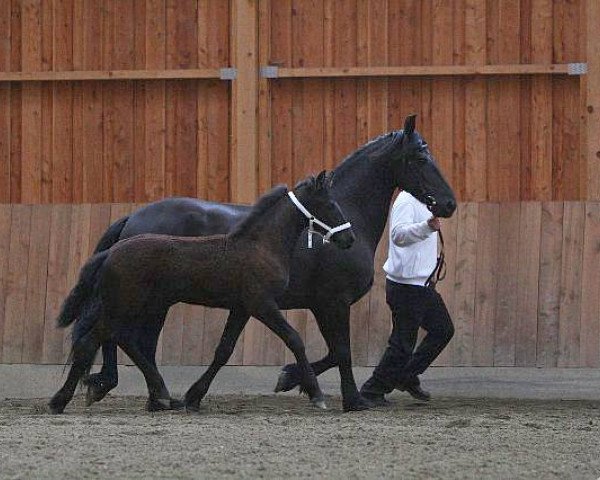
[184,308,249,411]
[83,339,119,404]
[252,301,326,409]
[48,329,102,414]
[117,337,174,412]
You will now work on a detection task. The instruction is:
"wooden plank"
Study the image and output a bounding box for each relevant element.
[20,0,42,203]
[580,202,600,366]
[452,202,478,366]
[200,307,229,365]
[493,203,520,366]
[472,203,499,366]
[463,0,486,202]
[22,205,50,363]
[0,83,10,202]
[2,205,31,363]
[256,0,272,194]
[587,0,600,200]
[536,202,563,367]
[230,0,258,203]
[42,205,72,364]
[527,0,553,200]
[0,206,12,360]
[271,64,573,78]
[515,202,542,366]
[557,202,585,366]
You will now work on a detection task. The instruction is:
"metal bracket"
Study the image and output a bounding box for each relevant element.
[568,63,587,75]
[260,66,279,79]
[219,68,237,80]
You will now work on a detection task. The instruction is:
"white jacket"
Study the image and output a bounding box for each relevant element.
[383,191,438,286]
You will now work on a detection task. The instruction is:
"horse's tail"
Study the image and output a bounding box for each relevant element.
[93,216,129,253]
[56,251,109,329]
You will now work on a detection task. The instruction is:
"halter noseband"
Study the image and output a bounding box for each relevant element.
[287,191,352,248]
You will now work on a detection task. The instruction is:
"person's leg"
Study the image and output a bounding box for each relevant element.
[397,289,454,383]
[360,282,424,402]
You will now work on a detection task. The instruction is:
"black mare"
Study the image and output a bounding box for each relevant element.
[80,115,456,411]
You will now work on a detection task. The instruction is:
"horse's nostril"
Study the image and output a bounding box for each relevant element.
[447,200,457,211]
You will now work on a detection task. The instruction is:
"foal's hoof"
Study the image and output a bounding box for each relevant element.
[83,374,117,405]
[145,398,175,412]
[184,399,201,413]
[274,368,300,393]
[169,398,185,410]
[343,394,372,412]
[310,396,328,410]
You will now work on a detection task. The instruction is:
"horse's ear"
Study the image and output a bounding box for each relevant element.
[403,114,417,137]
[326,170,335,188]
[315,170,328,190]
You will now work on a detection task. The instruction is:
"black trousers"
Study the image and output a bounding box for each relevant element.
[362,280,454,394]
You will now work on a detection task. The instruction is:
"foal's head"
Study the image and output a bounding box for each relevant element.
[389,114,457,218]
[293,171,356,249]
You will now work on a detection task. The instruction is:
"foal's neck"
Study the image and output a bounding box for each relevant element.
[240,196,306,263]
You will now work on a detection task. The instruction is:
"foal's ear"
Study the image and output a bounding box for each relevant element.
[315,170,328,190]
[403,114,417,137]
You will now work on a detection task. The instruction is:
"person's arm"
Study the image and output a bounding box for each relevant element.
[390,201,438,247]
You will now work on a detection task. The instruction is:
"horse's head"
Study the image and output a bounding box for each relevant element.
[293,171,356,249]
[389,115,457,218]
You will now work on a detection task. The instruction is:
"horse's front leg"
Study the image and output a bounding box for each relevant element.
[184,308,249,411]
[252,300,326,409]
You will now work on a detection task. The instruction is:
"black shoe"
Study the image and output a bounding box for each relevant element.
[360,391,390,407]
[399,383,431,402]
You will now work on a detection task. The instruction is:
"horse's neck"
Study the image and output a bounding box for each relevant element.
[242,199,306,262]
[333,157,396,251]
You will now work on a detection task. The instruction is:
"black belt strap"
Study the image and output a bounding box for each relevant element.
[425,229,446,290]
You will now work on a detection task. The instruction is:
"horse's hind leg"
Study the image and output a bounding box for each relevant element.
[184,308,249,411]
[252,301,326,409]
[48,329,102,414]
[117,337,174,412]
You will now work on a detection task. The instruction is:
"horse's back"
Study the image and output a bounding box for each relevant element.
[121,197,250,239]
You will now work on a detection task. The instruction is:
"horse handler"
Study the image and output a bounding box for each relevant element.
[360,190,454,405]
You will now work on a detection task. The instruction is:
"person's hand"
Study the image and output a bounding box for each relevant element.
[427,216,441,231]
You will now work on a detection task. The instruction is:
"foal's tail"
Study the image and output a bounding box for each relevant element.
[56,251,109,329]
[93,215,129,253]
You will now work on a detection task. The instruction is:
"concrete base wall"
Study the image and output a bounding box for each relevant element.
[2,365,600,401]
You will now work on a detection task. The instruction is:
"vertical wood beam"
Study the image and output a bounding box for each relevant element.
[586,0,600,199]
[230,0,258,203]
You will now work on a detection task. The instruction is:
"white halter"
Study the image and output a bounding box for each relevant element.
[287,191,352,248]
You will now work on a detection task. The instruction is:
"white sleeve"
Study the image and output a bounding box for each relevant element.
[390,200,435,247]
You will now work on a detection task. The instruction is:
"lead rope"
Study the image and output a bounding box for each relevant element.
[425,228,446,290]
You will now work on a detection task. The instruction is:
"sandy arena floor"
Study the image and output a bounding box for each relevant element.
[1,394,599,479]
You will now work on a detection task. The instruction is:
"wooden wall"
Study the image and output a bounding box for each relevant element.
[1,1,599,367]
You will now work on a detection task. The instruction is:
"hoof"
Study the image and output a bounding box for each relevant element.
[48,398,66,415]
[274,369,300,393]
[343,395,372,412]
[146,397,174,412]
[83,374,117,405]
[311,397,328,410]
[184,398,201,413]
[169,398,185,410]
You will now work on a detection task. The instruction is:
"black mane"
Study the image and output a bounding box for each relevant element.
[229,184,289,238]
[333,131,404,177]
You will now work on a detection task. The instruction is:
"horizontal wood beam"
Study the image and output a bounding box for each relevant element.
[265,64,577,79]
[0,68,227,82]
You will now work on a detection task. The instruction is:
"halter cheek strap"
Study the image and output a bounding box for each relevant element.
[287,191,352,249]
